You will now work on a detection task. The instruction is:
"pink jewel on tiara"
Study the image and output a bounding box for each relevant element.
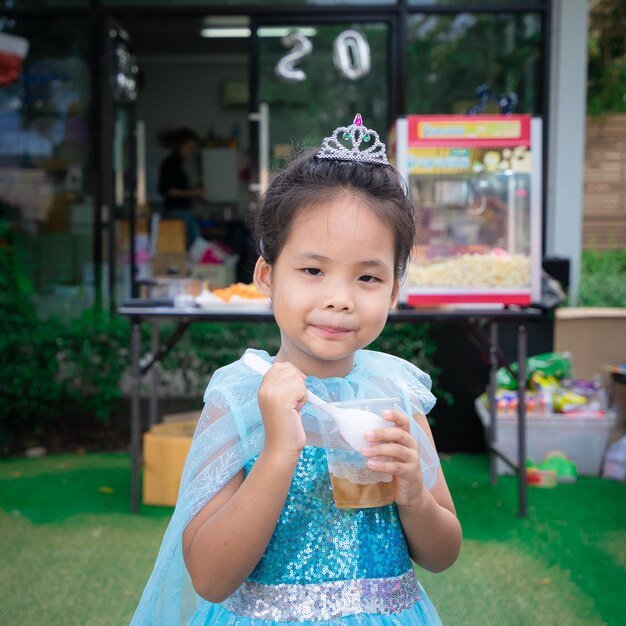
[317,113,389,166]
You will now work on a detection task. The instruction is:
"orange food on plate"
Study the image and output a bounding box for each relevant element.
[213,282,266,302]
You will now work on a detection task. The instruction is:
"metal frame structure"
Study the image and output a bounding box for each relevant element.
[118,304,542,516]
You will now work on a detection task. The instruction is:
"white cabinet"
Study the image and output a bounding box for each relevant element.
[201,148,239,203]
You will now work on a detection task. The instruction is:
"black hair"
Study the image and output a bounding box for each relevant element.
[157,127,200,150]
[253,151,416,280]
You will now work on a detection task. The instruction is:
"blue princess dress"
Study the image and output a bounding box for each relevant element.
[130,349,443,626]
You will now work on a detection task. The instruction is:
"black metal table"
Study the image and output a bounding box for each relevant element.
[118,304,543,516]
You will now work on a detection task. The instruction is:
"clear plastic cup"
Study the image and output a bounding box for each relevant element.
[312,397,398,509]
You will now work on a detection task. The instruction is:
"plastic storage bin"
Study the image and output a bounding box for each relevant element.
[475,399,616,476]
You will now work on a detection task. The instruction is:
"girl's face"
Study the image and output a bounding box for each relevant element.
[254,194,399,379]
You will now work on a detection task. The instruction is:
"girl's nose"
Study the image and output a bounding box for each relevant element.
[323,285,354,312]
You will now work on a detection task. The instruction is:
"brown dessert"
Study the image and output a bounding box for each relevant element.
[330,474,394,509]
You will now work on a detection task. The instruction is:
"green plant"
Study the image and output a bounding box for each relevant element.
[53,308,130,421]
[0,211,132,454]
[372,321,451,407]
[587,0,626,116]
[576,249,626,307]
[155,318,444,403]
[0,210,62,453]
[157,321,282,395]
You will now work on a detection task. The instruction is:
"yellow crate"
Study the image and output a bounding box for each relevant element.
[142,420,197,507]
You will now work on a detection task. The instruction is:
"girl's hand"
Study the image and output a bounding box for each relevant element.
[257,362,308,458]
[361,409,425,507]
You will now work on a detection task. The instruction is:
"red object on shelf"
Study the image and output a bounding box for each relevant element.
[0,34,29,87]
[406,292,532,306]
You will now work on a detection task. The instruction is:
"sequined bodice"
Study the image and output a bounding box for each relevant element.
[244,445,412,586]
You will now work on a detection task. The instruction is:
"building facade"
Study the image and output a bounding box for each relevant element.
[0,0,587,314]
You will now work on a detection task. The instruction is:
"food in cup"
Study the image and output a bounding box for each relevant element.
[329,464,394,509]
[313,398,398,510]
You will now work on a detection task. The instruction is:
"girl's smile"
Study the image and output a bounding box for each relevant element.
[254,193,399,379]
[308,324,355,339]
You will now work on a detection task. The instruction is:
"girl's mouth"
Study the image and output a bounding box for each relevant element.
[310,325,353,338]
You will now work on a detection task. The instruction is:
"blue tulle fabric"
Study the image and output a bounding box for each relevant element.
[130,349,441,626]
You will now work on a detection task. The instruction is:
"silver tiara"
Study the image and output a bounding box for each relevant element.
[317,113,388,165]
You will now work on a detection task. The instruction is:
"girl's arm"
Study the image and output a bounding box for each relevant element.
[182,362,308,602]
[182,447,300,603]
[362,411,462,573]
[396,413,462,572]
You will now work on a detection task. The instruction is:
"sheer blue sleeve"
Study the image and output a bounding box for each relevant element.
[130,359,265,625]
[352,351,440,491]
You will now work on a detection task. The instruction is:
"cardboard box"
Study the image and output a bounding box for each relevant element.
[191,255,238,288]
[163,411,200,424]
[151,252,188,277]
[555,308,626,424]
[156,219,186,254]
[475,399,617,476]
[142,420,197,507]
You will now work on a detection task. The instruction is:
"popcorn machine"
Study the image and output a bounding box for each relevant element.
[389,115,542,306]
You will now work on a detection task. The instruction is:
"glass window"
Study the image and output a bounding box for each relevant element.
[256,22,390,169]
[406,12,544,115]
[0,19,94,319]
[408,0,545,5]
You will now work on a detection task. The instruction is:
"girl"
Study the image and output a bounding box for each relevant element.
[131,115,462,626]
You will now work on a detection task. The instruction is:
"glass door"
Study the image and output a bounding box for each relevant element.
[101,18,139,307]
[248,18,392,200]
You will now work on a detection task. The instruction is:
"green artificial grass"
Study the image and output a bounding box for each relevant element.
[419,455,626,625]
[0,452,624,625]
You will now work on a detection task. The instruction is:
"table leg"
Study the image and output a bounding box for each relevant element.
[488,322,498,486]
[517,323,528,518]
[608,373,616,412]
[150,322,159,427]
[130,319,142,514]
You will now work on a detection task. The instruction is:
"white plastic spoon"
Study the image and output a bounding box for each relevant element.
[242,352,390,451]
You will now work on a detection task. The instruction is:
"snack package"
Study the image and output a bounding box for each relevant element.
[553,390,587,413]
[480,389,543,415]
[496,352,573,390]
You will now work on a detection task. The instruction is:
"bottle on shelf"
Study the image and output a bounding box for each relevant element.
[227,123,240,149]
[205,127,217,148]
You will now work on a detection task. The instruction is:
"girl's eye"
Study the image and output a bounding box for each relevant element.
[359,274,381,283]
[303,268,322,276]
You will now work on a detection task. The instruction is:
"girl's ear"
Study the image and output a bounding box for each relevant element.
[253,256,272,296]
[389,280,400,310]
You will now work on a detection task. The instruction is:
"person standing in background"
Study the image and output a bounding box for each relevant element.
[157,127,204,246]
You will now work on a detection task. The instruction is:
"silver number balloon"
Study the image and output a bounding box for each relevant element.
[333,30,371,81]
[275,32,313,83]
